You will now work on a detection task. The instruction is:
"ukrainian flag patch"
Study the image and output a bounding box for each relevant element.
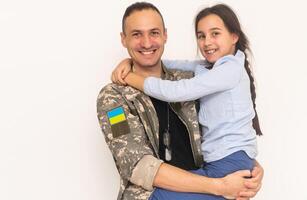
[107,106,126,125]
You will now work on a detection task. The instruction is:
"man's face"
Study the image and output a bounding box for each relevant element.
[121,9,167,69]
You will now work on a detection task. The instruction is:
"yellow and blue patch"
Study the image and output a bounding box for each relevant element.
[107,106,126,125]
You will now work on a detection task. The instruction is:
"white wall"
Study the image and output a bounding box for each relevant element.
[1,0,307,199]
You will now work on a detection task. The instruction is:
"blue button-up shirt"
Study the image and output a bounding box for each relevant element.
[144,50,257,162]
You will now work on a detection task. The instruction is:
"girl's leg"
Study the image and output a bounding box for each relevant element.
[203,150,254,178]
[149,188,225,200]
[149,151,254,200]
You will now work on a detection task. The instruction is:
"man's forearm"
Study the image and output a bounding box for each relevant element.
[130,156,257,198]
[153,163,220,195]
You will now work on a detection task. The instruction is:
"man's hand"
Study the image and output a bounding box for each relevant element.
[236,160,263,199]
[216,170,252,199]
[111,58,132,85]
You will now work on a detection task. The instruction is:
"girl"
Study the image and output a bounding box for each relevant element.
[113,4,262,200]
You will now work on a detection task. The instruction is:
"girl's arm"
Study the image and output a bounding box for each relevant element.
[111,59,205,85]
[144,55,244,102]
[111,58,132,85]
[124,72,145,91]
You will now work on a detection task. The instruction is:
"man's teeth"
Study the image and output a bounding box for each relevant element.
[141,51,154,55]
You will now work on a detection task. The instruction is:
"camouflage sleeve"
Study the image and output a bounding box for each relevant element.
[130,155,163,191]
[97,84,158,186]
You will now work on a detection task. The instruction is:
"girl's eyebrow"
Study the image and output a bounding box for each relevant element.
[196,30,206,34]
[196,27,222,34]
[209,27,222,31]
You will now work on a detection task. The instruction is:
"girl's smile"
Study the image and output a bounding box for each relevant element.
[196,14,238,64]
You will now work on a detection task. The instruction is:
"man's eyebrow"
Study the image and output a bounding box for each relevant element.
[150,28,161,31]
[130,29,142,33]
[129,28,161,33]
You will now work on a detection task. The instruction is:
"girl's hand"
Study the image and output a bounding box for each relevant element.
[111,58,132,85]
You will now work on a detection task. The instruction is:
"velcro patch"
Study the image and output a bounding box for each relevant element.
[107,106,130,138]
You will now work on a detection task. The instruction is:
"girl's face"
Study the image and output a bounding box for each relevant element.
[196,14,239,63]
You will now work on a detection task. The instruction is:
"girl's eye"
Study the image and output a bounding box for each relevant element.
[197,34,205,39]
[212,32,220,37]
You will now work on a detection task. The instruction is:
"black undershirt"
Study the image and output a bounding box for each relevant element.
[150,97,197,170]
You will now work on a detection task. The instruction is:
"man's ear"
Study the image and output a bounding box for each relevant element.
[163,28,168,43]
[120,32,127,47]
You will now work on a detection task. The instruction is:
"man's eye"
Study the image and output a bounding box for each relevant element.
[151,31,160,36]
[132,33,141,37]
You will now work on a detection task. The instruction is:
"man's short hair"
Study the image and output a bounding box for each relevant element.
[122,2,166,34]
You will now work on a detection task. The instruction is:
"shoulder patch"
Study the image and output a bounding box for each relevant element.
[107,106,130,138]
[107,106,126,125]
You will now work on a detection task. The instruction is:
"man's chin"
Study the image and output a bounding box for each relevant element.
[136,60,160,68]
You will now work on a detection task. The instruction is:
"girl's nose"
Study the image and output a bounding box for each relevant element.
[204,36,212,47]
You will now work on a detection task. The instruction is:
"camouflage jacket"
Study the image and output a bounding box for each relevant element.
[97,66,203,200]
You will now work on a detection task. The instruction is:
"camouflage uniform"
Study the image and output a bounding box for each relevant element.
[97,64,203,200]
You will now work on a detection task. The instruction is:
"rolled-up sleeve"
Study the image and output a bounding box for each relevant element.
[130,155,163,191]
[97,84,164,191]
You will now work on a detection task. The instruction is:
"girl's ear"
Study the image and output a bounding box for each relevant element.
[232,33,239,45]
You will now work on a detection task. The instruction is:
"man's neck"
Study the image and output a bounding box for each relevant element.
[132,62,162,78]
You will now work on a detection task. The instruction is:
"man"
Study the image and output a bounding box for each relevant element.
[97,2,263,200]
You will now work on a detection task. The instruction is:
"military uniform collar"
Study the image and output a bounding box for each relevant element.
[161,62,168,80]
[110,84,141,101]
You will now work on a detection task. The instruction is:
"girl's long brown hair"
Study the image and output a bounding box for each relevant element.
[195,4,263,135]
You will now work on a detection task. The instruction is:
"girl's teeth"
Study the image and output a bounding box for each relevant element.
[207,50,215,54]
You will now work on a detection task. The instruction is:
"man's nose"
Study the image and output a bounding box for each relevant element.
[140,35,152,48]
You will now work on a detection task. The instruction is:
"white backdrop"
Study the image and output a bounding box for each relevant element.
[1,0,307,199]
